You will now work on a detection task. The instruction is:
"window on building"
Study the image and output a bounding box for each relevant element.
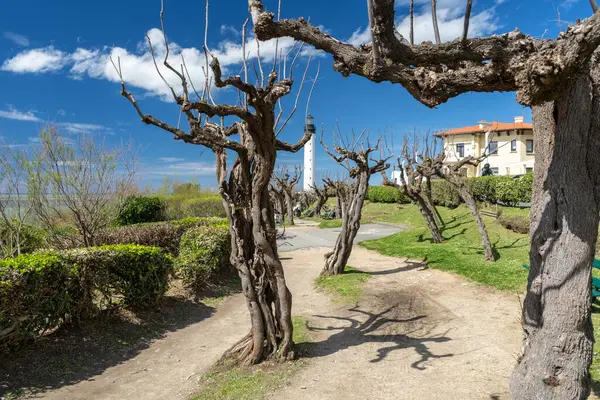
[511,139,517,152]
[526,139,534,153]
[488,141,498,155]
[456,143,464,158]
[526,167,533,174]
[491,167,499,175]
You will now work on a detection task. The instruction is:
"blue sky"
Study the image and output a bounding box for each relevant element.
[0,0,593,188]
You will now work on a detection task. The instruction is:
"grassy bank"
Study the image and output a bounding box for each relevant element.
[315,266,370,303]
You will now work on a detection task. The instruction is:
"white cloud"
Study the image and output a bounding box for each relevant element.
[159,157,185,162]
[3,32,30,47]
[349,1,498,45]
[1,28,305,100]
[1,46,67,73]
[143,161,216,177]
[220,25,240,36]
[0,106,110,135]
[0,106,41,122]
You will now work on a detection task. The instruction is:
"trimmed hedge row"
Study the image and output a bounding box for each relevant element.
[176,225,232,291]
[367,186,411,204]
[95,217,228,255]
[0,244,172,349]
[430,173,533,208]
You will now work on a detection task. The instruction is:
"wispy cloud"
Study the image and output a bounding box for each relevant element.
[159,157,185,162]
[143,160,216,177]
[0,105,41,122]
[3,32,29,47]
[0,106,111,135]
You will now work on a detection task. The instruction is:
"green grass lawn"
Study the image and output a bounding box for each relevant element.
[360,203,530,292]
[315,266,370,303]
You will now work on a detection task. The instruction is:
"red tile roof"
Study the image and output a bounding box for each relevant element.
[433,121,533,137]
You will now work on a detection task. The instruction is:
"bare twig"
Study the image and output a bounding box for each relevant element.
[592,0,599,14]
[367,0,381,62]
[409,0,415,46]
[462,0,473,42]
[431,0,441,45]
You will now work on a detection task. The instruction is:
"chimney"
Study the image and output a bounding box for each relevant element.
[478,120,487,130]
[514,116,525,123]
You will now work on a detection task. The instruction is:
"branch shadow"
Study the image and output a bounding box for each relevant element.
[297,304,453,370]
[0,297,215,397]
[344,261,424,276]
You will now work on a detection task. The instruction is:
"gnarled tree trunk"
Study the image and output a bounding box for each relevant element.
[219,142,295,365]
[284,190,294,226]
[414,193,444,244]
[510,65,600,399]
[424,178,444,227]
[323,173,368,276]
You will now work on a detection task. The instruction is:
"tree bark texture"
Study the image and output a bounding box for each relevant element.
[322,171,369,276]
[218,139,295,365]
[424,178,444,226]
[414,193,444,244]
[284,190,295,226]
[510,63,600,399]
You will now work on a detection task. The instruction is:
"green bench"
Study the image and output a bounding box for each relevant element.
[523,261,600,299]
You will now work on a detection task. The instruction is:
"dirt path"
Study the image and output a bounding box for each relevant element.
[8,234,522,400]
[270,247,522,400]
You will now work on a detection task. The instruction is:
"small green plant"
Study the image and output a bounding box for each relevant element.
[315,266,370,303]
[116,195,166,226]
[176,225,231,291]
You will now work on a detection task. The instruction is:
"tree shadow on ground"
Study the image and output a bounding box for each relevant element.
[0,296,216,397]
[297,304,453,369]
[344,261,424,276]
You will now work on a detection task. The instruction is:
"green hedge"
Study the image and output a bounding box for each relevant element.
[367,186,411,204]
[0,244,172,349]
[176,225,232,291]
[430,179,461,208]
[116,195,167,226]
[164,195,226,220]
[95,217,228,255]
[430,174,533,208]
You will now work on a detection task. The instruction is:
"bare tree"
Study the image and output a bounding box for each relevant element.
[27,127,137,248]
[324,177,351,220]
[269,183,286,218]
[310,181,330,216]
[320,129,390,276]
[273,165,303,225]
[420,151,495,261]
[0,144,34,257]
[382,141,443,244]
[249,1,600,395]
[114,2,319,365]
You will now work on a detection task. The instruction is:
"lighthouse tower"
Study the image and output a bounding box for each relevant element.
[303,114,316,191]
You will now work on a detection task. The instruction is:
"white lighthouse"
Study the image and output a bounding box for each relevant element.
[303,114,316,191]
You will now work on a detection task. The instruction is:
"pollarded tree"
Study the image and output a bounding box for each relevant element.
[269,183,286,219]
[419,149,495,261]
[114,3,319,365]
[320,129,390,276]
[273,165,303,225]
[249,1,600,396]
[381,140,443,244]
[310,181,330,217]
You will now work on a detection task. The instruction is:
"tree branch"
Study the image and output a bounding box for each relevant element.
[431,0,441,45]
[462,0,473,42]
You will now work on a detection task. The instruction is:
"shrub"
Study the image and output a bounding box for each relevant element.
[0,222,47,258]
[467,176,503,204]
[367,186,410,204]
[96,222,183,254]
[171,216,228,230]
[116,195,166,226]
[176,225,231,291]
[498,215,530,234]
[0,252,84,349]
[65,244,173,308]
[496,174,533,206]
[430,179,461,208]
[164,195,226,220]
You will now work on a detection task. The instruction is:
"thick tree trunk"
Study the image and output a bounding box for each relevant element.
[413,193,444,244]
[455,185,495,261]
[322,174,367,276]
[314,196,327,216]
[218,148,295,365]
[510,66,600,399]
[424,178,444,226]
[284,191,294,226]
[335,195,342,219]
